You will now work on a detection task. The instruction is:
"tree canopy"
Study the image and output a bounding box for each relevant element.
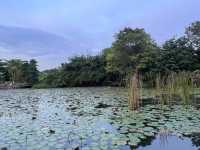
[0,59,39,85]
[0,60,8,83]
[105,28,157,76]
[1,21,200,88]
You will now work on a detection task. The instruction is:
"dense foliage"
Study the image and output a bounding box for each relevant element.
[0,60,8,82]
[35,56,109,88]
[1,21,200,88]
[36,21,199,88]
[104,28,157,75]
[0,59,39,85]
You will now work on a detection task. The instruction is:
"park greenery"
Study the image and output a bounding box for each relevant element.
[0,21,200,88]
[35,21,200,88]
[0,59,39,86]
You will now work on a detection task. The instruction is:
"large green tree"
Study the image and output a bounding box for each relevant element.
[138,37,198,76]
[105,28,156,75]
[161,37,197,72]
[104,27,157,84]
[4,59,39,85]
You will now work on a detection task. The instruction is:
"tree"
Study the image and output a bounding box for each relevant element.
[0,60,8,82]
[27,59,39,84]
[186,21,200,50]
[137,36,199,77]
[137,48,161,75]
[4,59,39,85]
[7,59,23,83]
[105,28,155,73]
[185,21,200,65]
[21,61,31,83]
[38,69,63,88]
[61,55,107,86]
[161,37,198,72]
[104,27,157,82]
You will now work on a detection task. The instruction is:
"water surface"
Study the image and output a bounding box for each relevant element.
[138,135,197,150]
[0,87,199,150]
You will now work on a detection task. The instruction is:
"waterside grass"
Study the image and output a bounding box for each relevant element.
[128,72,141,111]
[157,72,194,106]
[128,71,197,111]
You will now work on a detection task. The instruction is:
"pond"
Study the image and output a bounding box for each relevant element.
[0,87,199,150]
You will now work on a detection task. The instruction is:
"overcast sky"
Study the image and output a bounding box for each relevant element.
[0,0,200,70]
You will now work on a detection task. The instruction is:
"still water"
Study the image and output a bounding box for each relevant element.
[0,88,199,150]
[138,135,197,150]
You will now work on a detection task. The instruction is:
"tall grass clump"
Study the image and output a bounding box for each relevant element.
[128,71,196,110]
[154,72,195,106]
[155,73,164,105]
[177,72,194,105]
[128,71,141,111]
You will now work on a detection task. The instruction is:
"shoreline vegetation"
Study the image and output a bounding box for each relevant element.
[128,71,200,111]
[0,21,200,91]
[0,82,31,89]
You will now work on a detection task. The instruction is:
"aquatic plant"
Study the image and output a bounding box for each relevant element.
[157,72,195,106]
[1,88,200,149]
[155,73,164,105]
[128,71,196,111]
[192,70,200,88]
[176,72,194,105]
[128,71,141,111]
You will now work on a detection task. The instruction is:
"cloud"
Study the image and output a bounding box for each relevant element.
[0,0,200,69]
[0,25,102,70]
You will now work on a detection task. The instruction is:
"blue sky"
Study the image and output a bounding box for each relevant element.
[0,0,200,70]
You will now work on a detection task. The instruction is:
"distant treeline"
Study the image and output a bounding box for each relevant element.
[0,59,39,86]
[1,21,200,88]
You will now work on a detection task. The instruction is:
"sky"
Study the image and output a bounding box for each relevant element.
[0,0,200,70]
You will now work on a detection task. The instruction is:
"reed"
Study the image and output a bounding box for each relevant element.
[155,74,163,105]
[176,72,193,105]
[165,73,178,105]
[155,72,194,106]
[128,71,196,110]
[128,71,141,111]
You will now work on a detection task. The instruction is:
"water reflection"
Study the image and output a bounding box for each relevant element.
[137,134,197,150]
